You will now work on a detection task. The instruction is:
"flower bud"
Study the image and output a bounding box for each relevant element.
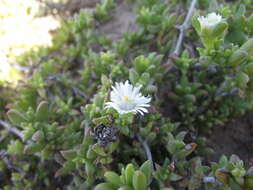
[196,13,227,49]
[198,13,222,30]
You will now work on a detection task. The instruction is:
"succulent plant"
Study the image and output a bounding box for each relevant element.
[0,0,253,189]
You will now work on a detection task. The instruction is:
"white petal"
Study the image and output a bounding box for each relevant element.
[105,81,151,115]
[137,109,144,115]
[136,107,148,113]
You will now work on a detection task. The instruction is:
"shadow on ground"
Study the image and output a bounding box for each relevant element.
[208,113,253,162]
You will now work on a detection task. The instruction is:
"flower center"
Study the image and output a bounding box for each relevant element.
[207,17,218,23]
[120,95,136,111]
[123,96,132,102]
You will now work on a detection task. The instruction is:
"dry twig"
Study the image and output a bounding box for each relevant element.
[166,0,197,67]
[136,134,154,171]
[0,120,24,140]
[174,0,197,56]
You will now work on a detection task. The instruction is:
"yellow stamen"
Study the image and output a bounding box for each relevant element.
[123,96,131,102]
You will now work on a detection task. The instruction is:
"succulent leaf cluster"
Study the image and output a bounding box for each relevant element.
[0,0,253,189]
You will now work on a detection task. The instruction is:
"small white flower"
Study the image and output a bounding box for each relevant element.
[198,12,222,29]
[105,81,151,115]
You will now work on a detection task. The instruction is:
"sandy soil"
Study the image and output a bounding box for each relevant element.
[209,114,253,162]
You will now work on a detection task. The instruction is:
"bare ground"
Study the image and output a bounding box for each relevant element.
[99,2,138,42]
[208,114,253,162]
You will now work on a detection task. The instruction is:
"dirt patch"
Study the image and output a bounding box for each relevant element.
[99,1,138,42]
[64,0,138,43]
[64,0,101,13]
[208,113,253,162]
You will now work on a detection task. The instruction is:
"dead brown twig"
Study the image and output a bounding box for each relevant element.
[0,120,24,140]
[166,0,197,67]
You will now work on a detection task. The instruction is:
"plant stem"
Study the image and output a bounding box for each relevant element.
[166,0,197,68]
[0,120,24,140]
[174,0,197,56]
[203,176,216,183]
[203,176,221,187]
[136,134,154,171]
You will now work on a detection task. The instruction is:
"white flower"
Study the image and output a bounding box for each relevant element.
[105,81,151,115]
[198,12,222,29]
